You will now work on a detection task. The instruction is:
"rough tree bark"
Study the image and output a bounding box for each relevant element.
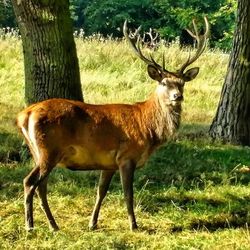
[12,0,83,105]
[209,0,250,145]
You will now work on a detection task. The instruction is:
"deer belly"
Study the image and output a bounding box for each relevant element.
[58,146,117,170]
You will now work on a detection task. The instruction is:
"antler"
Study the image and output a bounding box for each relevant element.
[178,16,210,75]
[141,28,160,50]
[124,18,209,76]
[147,28,159,41]
[123,20,167,73]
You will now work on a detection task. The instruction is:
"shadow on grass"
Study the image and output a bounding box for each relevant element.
[170,209,250,233]
[141,190,250,232]
[0,132,22,163]
[138,134,250,190]
[188,210,250,232]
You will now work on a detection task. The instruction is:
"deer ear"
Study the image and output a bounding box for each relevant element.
[147,65,163,82]
[183,67,199,82]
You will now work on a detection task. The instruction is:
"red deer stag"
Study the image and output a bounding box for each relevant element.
[16,17,209,231]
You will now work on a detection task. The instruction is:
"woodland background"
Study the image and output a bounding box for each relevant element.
[1,0,236,50]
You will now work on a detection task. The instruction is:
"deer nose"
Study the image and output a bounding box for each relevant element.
[173,93,183,101]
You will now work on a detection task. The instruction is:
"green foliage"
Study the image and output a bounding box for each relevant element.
[69,0,89,26]
[0,0,16,27]
[212,0,236,50]
[83,0,159,37]
[0,0,237,50]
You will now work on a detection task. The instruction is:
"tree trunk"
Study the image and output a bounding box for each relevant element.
[209,0,250,145]
[12,0,83,105]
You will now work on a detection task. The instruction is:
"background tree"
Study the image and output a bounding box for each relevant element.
[209,0,250,145]
[11,0,83,105]
[0,0,16,27]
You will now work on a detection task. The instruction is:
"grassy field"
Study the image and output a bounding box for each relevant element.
[0,37,250,249]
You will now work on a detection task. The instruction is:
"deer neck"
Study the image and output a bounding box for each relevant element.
[141,91,182,143]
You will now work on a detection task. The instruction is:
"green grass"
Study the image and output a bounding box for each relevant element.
[0,37,250,249]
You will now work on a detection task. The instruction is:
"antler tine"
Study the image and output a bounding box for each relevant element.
[123,20,165,72]
[146,28,159,45]
[193,19,200,40]
[178,16,210,75]
[154,32,159,41]
[203,16,210,37]
[186,19,201,47]
[130,25,141,40]
[149,54,163,70]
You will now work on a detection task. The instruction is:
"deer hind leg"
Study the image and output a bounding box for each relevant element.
[36,175,59,231]
[89,170,115,230]
[119,160,137,231]
[23,164,52,231]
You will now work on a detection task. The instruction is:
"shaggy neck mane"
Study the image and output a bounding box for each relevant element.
[140,93,182,143]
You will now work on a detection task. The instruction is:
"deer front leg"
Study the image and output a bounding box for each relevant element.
[119,160,137,231]
[89,170,115,230]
